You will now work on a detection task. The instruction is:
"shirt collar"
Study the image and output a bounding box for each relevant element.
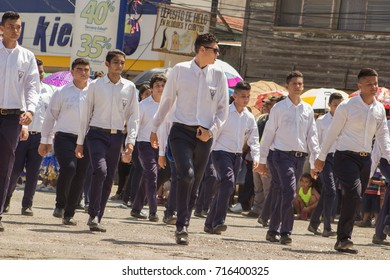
[190,59,210,77]
[285,96,303,108]
[230,103,247,115]
[0,41,19,51]
[103,74,124,85]
[358,93,378,107]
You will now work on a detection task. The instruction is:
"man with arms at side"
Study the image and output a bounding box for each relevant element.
[0,11,40,231]
[150,33,229,245]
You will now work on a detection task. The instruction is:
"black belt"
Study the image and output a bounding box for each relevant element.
[90,126,123,135]
[29,131,41,135]
[275,149,308,158]
[0,108,23,115]
[173,122,198,133]
[56,131,78,138]
[341,150,370,157]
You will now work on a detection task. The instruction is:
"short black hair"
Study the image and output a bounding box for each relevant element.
[328,92,344,104]
[1,11,20,25]
[358,68,378,81]
[150,73,167,88]
[234,81,251,93]
[71,58,90,70]
[106,49,126,63]
[194,33,218,53]
[301,173,314,185]
[138,84,150,101]
[36,58,43,67]
[286,70,303,84]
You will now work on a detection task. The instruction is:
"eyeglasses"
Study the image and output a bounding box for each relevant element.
[203,46,220,54]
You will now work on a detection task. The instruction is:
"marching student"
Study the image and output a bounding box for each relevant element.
[308,92,344,237]
[259,70,320,245]
[315,68,390,253]
[39,58,91,226]
[150,33,229,245]
[204,81,260,234]
[76,50,139,232]
[4,58,55,216]
[0,11,40,231]
[131,74,167,221]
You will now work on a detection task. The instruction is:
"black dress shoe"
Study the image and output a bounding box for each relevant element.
[266,232,279,242]
[63,217,77,226]
[4,204,10,213]
[280,234,292,245]
[258,217,269,227]
[307,224,322,235]
[148,213,159,222]
[130,210,147,219]
[204,225,212,234]
[212,224,227,234]
[383,225,390,236]
[87,216,98,227]
[334,239,357,253]
[163,215,176,225]
[372,234,390,246]
[175,227,189,245]
[89,224,107,232]
[0,217,4,232]
[322,229,337,237]
[53,207,64,218]
[21,207,33,216]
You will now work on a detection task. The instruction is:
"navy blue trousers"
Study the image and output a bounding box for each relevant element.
[169,124,212,230]
[164,159,177,218]
[195,157,216,213]
[87,129,124,222]
[376,158,390,240]
[0,115,21,215]
[54,132,89,218]
[6,133,42,208]
[310,153,337,231]
[268,150,305,235]
[333,150,371,242]
[132,141,159,214]
[205,151,242,228]
[123,142,142,204]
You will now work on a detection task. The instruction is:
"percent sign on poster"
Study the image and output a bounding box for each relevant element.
[77,0,115,59]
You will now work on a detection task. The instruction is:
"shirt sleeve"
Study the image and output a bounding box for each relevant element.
[24,55,41,113]
[306,108,320,168]
[41,89,61,145]
[259,106,278,164]
[157,120,171,156]
[151,66,178,133]
[374,106,390,162]
[77,83,94,145]
[316,117,324,147]
[125,85,139,146]
[209,72,229,135]
[248,116,261,162]
[318,102,347,161]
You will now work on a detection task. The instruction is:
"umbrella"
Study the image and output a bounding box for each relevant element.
[301,88,349,110]
[213,59,242,88]
[349,87,390,109]
[132,67,171,89]
[248,80,287,117]
[42,71,73,87]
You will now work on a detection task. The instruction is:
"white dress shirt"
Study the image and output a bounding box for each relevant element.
[29,83,55,132]
[156,112,174,156]
[370,120,390,177]
[137,95,159,142]
[259,97,320,168]
[316,112,336,153]
[0,41,40,112]
[213,104,260,162]
[318,95,390,161]
[151,59,229,135]
[41,82,89,144]
[77,75,139,146]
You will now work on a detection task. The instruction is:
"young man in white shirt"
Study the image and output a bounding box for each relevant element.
[259,71,320,245]
[4,58,55,216]
[204,81,260,234]
[150,33,229,245]
[315,68,390,253]
[131,74,166,222]
[76,50,139,232]
[308,92,343,237]
[0,11,40,232]
[39,58,91,226]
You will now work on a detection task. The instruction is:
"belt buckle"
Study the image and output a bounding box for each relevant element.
[110,129,117,134]
[359,152,368,157]
[0,109,7,115]
[295,152,303,157]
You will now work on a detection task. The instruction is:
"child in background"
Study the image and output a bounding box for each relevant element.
[294,173,319,220]
[357,167,384,227]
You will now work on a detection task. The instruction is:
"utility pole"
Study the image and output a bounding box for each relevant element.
[210,0,218,34]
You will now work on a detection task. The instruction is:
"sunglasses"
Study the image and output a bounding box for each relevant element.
[203,46,220,54]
